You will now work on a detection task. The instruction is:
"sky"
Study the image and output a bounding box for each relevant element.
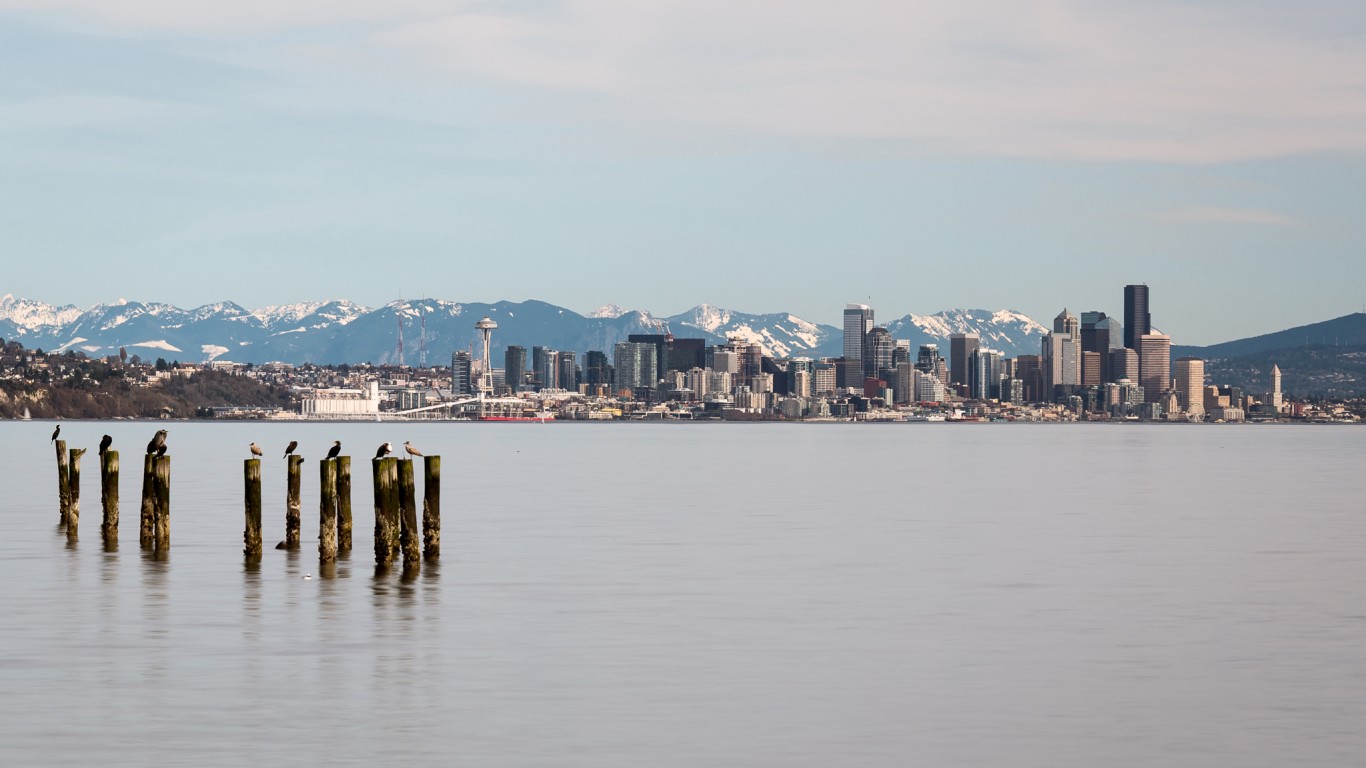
[2,1,1365,345]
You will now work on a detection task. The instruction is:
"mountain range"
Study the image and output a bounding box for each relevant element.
[0,295,1049,366]
[3,294,1363,395]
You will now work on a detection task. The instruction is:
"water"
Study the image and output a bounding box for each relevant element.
[2,421,1364,767]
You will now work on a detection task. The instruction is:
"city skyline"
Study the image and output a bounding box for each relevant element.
[4,4,1366,345]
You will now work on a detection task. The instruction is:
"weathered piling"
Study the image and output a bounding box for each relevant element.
[244,458,262,556]
[67,448,83,540]
[101,450,119,541]
[319,458,338,562]
[337,456,352,551]
[422,456,441,560]
[55,439,70,525]
[153,455,171,550]
[372,457,399,567]
[398,458,420,565]
[140,454,156,547]
[285,454,304,550]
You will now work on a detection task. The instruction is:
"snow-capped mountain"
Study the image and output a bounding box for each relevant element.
[662,304,835,358]
[884,309,1049,359]
[0,294,1047,365]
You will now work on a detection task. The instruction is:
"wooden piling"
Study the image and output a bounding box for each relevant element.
[398,458,419,565]
[244,458,262,556]
[319,458,338,562]
[336,456,352,551]
[140,454,156,547]
[285,454,304,550]
[67,448,83,540]
[101,450,119,541]
[55,439,70,525]
[153,455,171,550]
[373,457,399,567]
[422,456,440,560]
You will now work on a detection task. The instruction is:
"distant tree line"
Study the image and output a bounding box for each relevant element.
[0,339,293,419]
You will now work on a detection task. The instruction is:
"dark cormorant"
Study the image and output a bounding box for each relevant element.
[375,442,393,459]
[147,429,168,455]
[284,440,298,458]
[51,424,60,443]
[325,440,341,459]
[98,435,112,456]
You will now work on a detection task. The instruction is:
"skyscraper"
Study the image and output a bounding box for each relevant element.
[864,327,894,381]
[1124,284,1151,350]
[949,333,979,388]
[504,346,527,393]
[1174,357,1205,418]
[1080,311,1120,383]
[584,350,611,390]
[451,351,472,395]
[843,304,874,369]
[612,342,657,394]
[1267,364,1284,409]
[1042,309,1082,395]
[1138,333,1171,404]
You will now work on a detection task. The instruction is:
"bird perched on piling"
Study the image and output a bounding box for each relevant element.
[403,441,423,457]
[146,429,168,456]
[375,442,393,459]
[284,440,298,458]
[98,435,112,456]
[250,442,263,458]
[51,424,60,443]
[325,441,341,459]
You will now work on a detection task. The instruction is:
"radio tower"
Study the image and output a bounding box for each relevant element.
[418,313,428,368]
[395,314,405,368]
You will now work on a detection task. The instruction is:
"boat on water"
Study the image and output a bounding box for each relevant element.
[20,407,31,421]
[478,412,554,423]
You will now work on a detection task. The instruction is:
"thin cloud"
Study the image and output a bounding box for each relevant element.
[6,1,1366,163]
[1157,207,1299,226]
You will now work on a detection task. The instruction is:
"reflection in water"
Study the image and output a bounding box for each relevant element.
[103,536,119,554]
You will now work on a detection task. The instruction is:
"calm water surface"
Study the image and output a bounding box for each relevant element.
[1,421,1364,767]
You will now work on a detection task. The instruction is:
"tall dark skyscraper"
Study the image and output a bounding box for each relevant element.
[504,345,526,393]
[1124,284,1151,349]
[584,350,611,389]
[949,333,979,388]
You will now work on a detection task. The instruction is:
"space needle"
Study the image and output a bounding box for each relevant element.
[475,316,498,395]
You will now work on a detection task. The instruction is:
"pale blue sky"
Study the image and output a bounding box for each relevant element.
[2,2,1365,344]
